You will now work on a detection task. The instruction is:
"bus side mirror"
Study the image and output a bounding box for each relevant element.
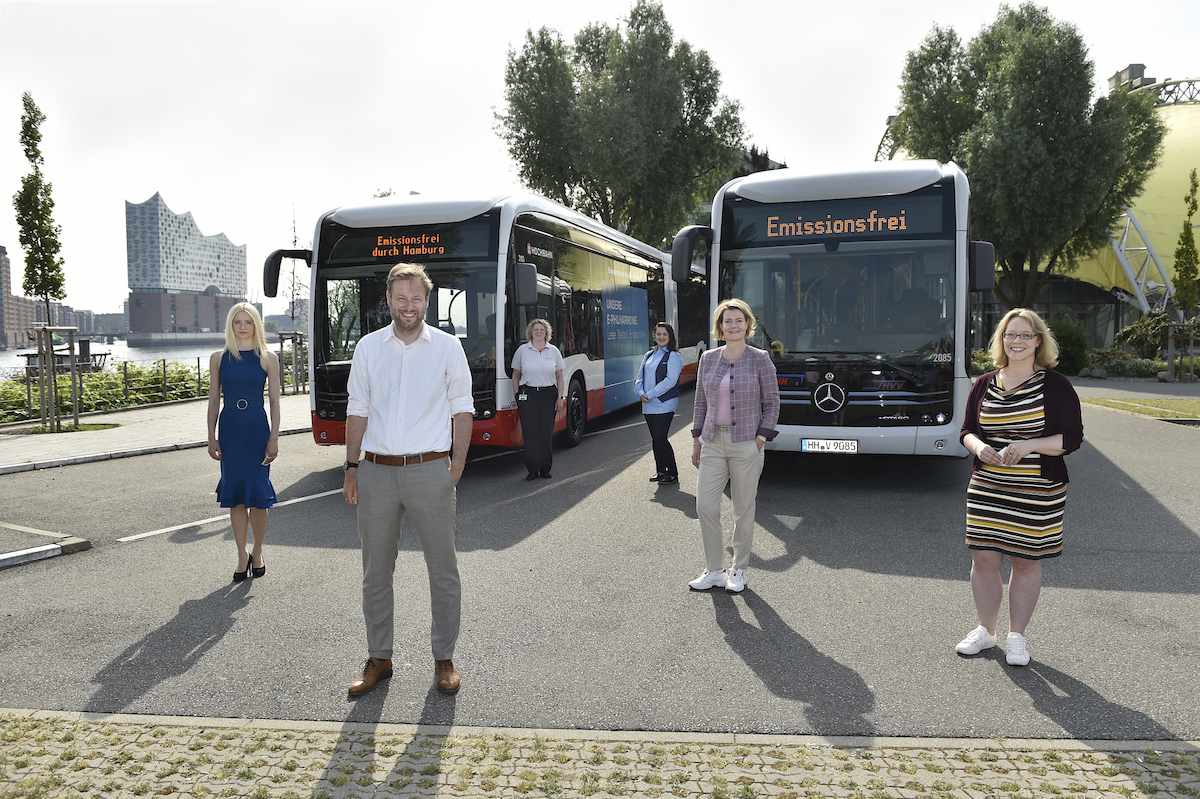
[969,241,995,292]
[671,226,713,285]
[263,249,312,298]
[513,261,538,306]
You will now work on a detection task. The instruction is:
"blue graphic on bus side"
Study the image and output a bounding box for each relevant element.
[602,281,648,412]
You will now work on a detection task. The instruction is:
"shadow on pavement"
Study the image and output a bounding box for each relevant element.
[319,680,457,791]
[85,581,252,714]
[712,588,876,735]
[1006,661,1192,744]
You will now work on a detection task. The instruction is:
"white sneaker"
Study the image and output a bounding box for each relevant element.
[956,625,998,655]
[1006,632,1031,666]
[725,568,746,593]
[688,569,727,590]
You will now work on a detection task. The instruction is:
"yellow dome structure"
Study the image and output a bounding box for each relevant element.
[1076,75,1199,313]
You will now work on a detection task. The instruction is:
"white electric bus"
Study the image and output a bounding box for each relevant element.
[671,160,995,456]
[264,192,706,449]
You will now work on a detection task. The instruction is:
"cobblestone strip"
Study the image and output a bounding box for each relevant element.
[2,712,1198,799]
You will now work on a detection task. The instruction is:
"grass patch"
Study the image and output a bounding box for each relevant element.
[5,422,120,434]
[1081,397,1200,419]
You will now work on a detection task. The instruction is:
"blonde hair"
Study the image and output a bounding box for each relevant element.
[711,298,756,342]
[223,302,268,360]
[387,262,433,296]
[526,318,553,342]
[988,308,1058,368]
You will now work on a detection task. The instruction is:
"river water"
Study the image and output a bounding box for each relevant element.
[0,341,223,374]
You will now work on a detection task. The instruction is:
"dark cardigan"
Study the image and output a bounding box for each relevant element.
[959,368,1084,483]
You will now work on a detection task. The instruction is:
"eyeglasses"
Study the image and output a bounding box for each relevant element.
[1002,332,1038,341]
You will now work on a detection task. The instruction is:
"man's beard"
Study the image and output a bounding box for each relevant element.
[392,310,423,334]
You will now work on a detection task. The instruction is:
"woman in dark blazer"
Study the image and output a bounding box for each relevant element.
[956,308,1083,666]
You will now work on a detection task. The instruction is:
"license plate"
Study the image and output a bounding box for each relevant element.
[802,438,858,453]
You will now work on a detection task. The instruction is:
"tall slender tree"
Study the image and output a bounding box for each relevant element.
[1172,169,1199,315]
[13,92,66,325]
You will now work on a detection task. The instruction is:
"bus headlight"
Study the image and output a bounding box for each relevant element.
[936,413,947,424]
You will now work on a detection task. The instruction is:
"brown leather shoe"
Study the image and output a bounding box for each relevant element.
[435,659,460,693]
[348,657,392,696]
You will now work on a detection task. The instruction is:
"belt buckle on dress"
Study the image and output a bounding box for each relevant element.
[236,399,249,410]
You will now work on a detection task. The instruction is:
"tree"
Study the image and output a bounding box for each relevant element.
[12,92,66,323]
[496,1,745,247]
[1172,168,1199,315]
[892,4,1167,309]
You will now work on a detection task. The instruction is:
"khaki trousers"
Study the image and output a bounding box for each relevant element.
[357,458,460,661]
[696,428,765,571]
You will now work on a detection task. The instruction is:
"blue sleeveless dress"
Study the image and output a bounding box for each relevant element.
[216,350,277,509]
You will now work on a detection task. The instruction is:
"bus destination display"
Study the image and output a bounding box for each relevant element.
[320,218,495,267]
[729,194,945,246]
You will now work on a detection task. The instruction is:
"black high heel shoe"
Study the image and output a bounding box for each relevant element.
[233,551,251,582]
[251,552,266,579]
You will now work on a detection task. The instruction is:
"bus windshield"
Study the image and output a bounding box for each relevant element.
[316,262,499,366]
[719,238,955,363]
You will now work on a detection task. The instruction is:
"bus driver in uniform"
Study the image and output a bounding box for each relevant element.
[342,262,475,696]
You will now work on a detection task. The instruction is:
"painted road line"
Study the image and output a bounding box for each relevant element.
[0,521,68,539]
[118,489,343,543]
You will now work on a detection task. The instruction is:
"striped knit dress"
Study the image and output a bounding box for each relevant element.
[965,370,1066,559]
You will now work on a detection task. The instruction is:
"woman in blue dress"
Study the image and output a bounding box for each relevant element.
[207,303,281,582]
[636,322,684,484]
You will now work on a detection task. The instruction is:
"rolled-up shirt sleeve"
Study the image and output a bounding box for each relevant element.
[447,341,475,417]
[346,348,370,419]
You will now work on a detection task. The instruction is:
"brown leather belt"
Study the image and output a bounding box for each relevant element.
[363,451,448,467]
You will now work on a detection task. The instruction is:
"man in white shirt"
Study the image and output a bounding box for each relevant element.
[342,262,474,696]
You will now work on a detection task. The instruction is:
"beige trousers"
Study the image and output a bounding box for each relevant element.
[696,427,765,571]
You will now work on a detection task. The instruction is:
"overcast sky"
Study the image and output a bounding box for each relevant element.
[1,0,1196,316]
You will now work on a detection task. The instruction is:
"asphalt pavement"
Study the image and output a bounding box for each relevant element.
[1,378,1197,798]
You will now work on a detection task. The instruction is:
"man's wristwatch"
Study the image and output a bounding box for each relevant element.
[344,460,358,471]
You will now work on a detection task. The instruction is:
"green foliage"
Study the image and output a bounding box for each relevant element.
[1172,169,1199,314]
[893,4,1167,310]
[12,92,66,318]
[970,349,994,375]
[695,144,787,210]
[0,361,208,423]
[1114,310,1170,359]
[893,24,978,164]
[497,1,746,247]
[1049,317,1089,375]
[264,320,279,334]
[1087,348,1161,378]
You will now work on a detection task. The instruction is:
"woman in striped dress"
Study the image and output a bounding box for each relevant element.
[956,309,1084,666]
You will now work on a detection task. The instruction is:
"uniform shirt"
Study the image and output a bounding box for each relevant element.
[346,322,475,457]
[511,342,565,389]
[634,347,683,414]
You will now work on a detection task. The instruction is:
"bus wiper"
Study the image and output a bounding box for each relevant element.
[838,352,927,382]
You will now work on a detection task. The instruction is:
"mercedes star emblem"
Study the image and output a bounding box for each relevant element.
[814,382,847,413]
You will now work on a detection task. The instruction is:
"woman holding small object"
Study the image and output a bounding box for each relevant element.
[207,303,281,582]
[956,308,1083,665]
[511,318,565,480]
[636,322,683,484]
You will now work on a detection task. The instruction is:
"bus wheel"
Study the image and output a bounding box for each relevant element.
[561,377,586,447]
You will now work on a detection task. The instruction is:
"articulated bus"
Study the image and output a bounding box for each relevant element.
[672,160,995,457]
[264,192,707,449]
